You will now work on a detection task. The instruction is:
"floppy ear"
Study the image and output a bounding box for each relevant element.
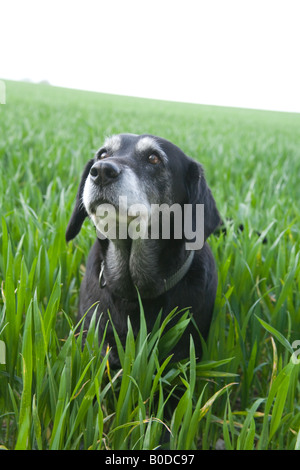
[65,159,94,242]
[186,160,222,241]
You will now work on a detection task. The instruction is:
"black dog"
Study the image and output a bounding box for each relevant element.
[66,134,221,367]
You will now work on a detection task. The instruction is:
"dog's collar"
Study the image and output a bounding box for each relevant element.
[99,250,195,298]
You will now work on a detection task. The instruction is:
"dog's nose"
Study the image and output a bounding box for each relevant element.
[90,161,121,185]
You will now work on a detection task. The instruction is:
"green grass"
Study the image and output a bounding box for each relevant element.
[0,80,300,450]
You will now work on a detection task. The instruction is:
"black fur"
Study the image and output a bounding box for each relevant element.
[66,134,221,367]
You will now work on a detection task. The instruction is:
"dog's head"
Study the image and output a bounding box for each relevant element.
[66,134,221,244]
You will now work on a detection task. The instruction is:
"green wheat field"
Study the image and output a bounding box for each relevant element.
[0,80,300,450]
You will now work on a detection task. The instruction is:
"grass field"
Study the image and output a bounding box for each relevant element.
[0,80,300,450]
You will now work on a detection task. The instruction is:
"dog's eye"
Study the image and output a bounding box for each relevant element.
[98,150,108,159]
[148,153,160,165]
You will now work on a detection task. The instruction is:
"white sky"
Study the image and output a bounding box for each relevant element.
[1,0,300,113]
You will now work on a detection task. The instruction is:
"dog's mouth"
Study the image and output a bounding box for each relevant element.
[88,196,148,217]
[83,175,119,214]
[83,173,153,243]
[84,176,151,216]
[88,196,114,215]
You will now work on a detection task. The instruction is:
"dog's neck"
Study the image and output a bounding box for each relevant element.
[100,237,189,299]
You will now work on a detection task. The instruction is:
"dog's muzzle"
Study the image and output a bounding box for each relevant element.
[90,161,121,186]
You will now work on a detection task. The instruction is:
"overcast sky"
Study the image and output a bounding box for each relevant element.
[1,0,300,112]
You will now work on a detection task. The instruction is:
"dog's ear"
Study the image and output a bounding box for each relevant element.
[186,160,222,241]
[66,159,94,242]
